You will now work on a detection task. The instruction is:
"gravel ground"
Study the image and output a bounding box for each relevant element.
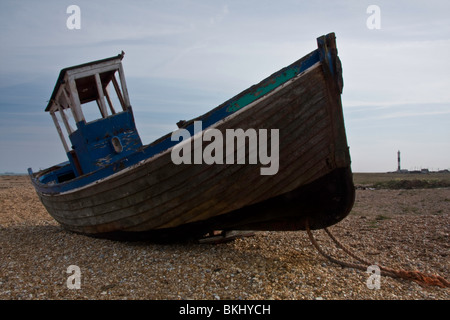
[0,175,449,300]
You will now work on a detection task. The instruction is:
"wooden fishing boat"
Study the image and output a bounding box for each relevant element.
[28,33,354,241]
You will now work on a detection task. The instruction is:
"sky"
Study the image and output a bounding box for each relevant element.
[0,0,449,173]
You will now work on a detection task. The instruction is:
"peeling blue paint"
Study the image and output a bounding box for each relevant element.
[225,52,319,113]
[68,109,142,175]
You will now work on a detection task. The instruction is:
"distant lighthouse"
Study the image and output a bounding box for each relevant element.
[397,150,401,172]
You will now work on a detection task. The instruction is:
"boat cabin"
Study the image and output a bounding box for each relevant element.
[45,52,142,181]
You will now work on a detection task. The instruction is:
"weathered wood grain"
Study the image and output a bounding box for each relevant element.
[38,61,349,234]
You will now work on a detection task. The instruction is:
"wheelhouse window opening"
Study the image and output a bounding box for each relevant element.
[50,110,69,153]
[73,69,129,124]
[61,87,81,126]
[81,100,103,123]
[104,84,116,115]
[49,97,77,155]
[75,74,108,123]
[111,70,129,112]
[58,105,76,134]
[55,107,76,153]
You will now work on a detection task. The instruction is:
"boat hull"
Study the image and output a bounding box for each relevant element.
[30,33,354,239]
[92,167,354,241]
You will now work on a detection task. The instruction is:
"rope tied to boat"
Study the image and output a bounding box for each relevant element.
[305,220,450,288]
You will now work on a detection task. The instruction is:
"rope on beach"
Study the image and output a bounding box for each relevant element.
[305,220,450,288]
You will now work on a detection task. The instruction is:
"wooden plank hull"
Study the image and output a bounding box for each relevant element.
[29,33,354,239]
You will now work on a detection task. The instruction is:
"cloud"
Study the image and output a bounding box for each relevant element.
[340,38,450,111]
[379,110,450,120]
[1,0,450,172]
[209,4,229,24]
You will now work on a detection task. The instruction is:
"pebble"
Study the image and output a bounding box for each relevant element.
[0,176,449,300]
